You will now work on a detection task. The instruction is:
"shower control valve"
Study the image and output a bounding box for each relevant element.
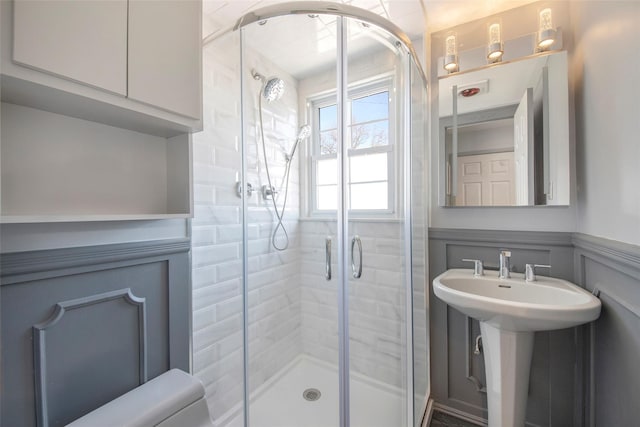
[261,185,278,200]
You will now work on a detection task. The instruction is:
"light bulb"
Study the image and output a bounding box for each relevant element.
[444,35,459,72]
[539,8,553,31]
[445,35,457,56]
[487,23,504,62]
[537,8,556,50]
[489,23,501,45]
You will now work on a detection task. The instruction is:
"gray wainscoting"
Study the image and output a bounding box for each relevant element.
[429,228,578,427]
[572,233,640,427]
[1,238,191,427]
[429,228,640,427]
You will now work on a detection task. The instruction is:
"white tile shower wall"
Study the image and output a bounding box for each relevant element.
[299,219,408,388]
[192,34,303,422]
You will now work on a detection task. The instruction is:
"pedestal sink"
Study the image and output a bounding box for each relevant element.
[433,269,601,427]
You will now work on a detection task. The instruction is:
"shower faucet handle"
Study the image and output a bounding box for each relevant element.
[462,259,484,277]
[236,181,254,198]
[261,184,278,200]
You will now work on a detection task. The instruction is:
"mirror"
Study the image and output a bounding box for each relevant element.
[439,51,570,206]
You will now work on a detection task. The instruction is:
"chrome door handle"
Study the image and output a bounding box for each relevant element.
[351,235,362,279]
[325,236,332,281]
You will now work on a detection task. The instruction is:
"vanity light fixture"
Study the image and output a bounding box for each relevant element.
[444,34,459,73]
[487,23,504,63]
[537,8,556,51]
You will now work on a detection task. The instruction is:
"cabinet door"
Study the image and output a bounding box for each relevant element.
[127,0,202,120]
[13,0,127,96]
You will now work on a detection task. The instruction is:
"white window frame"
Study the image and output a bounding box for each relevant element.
[307,76,399,218]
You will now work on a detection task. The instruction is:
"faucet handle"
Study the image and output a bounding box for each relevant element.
[462,259,484,277]
[525,264,551,282]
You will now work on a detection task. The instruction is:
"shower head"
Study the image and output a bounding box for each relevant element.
[296,124,311,141]
[252,69,285,102]
[263,77,285,102]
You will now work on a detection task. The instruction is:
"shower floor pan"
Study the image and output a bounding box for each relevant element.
[224,355,404,427]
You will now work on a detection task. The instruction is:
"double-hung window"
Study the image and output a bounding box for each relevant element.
[310,77,396,216]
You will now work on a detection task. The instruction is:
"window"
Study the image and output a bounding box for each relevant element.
[310,79,396,215]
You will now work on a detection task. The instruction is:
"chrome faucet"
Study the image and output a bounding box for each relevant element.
[462,258,484,277]
[499,250,511,279]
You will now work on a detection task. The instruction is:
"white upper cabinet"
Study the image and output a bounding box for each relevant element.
[1,0,202,136]
[128,0,202,120]
[13,0,128,96]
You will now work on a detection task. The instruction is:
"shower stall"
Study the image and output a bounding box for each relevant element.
[192,3,428,426]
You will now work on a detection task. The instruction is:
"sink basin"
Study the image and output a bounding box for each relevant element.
[433,268,601,332]
[433,268,602,427]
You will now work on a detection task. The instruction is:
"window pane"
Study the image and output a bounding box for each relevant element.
[350,153,388,183]
[352,91,389,124]
[350,182,388,210]
[317,158,337,185]
[317,185,337,210]
[350,121,389,149]
[319,104,337,131]
[320,130,337,155]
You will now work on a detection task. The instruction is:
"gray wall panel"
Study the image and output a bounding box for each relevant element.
[429,228,576,426]
[1,239,190,427]
[430,229,640,426]
[573,233,640,427]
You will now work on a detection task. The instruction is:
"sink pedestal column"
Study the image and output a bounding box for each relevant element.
[480,322,534,427]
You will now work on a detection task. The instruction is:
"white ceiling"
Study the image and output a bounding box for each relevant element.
[203,0,538,39]
[202,0,537,79]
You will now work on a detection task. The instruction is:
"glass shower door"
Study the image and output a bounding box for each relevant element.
[239,13,343,427]
[343,17,412,427]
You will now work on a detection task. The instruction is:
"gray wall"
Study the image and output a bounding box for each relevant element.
[570,1,640,247]
[428,5,640,423]
[0,239,191,427]
[573,233,640,426]
[429,228,640,426]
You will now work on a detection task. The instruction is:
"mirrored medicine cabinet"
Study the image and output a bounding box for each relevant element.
[438,50,570,207]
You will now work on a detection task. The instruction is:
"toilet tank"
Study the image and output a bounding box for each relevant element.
[67,369,214,427]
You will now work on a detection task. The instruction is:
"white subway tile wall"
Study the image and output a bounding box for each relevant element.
[193,33,245,423]
[194,33,305,422]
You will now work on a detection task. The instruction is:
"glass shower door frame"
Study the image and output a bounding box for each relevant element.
[336,16,351,427]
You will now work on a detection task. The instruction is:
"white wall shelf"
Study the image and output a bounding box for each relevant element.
[0,0,199,223]
[0,214,192,224]
[0,103,193,223]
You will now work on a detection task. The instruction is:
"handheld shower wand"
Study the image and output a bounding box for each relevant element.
[254,68,310,251]
[285,125,311,162]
